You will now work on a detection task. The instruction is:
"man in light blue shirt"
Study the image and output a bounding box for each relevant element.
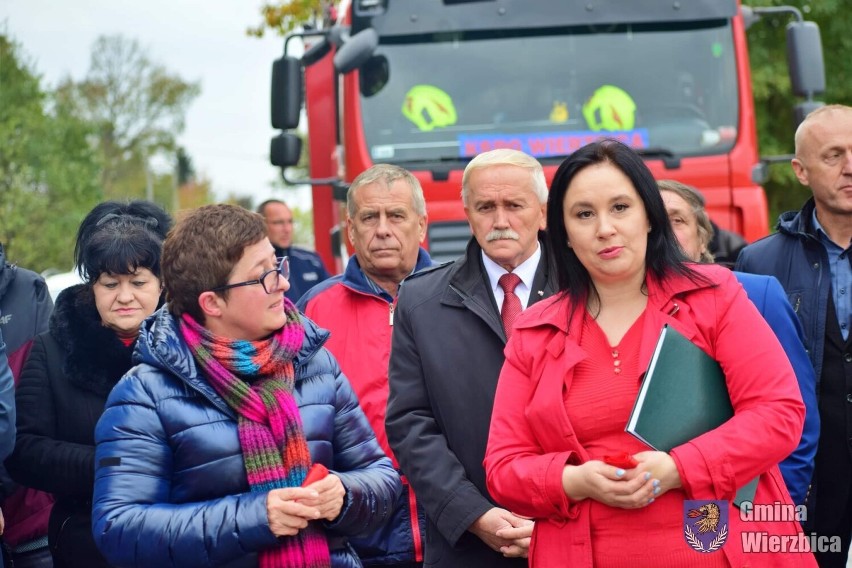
[737,104,852,568]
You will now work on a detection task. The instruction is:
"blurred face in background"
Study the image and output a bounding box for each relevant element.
[262,202,294,249]
[661,190,705,262]
[93,268,161,338]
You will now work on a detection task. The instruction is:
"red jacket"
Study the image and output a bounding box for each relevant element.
[485,264,815,567]
[298,251,432,565]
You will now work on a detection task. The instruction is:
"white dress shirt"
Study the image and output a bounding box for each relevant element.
[482,242,542,310]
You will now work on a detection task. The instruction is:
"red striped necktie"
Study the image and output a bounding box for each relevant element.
[499,273,523,340]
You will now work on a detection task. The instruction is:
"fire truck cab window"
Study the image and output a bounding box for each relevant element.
[359,21,738,164]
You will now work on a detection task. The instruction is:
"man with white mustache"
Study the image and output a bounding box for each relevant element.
[387,148,557,568]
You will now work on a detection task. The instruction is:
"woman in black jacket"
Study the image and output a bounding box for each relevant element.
[6,201,171,568]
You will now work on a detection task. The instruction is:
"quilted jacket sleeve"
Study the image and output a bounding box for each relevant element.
[0,327,15,461]
[91,372,278,567]
[320,349,401,536]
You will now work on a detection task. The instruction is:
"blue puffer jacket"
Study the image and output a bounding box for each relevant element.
[91,307,401,568]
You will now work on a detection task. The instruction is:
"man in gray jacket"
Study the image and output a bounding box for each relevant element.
[386,149,557,568]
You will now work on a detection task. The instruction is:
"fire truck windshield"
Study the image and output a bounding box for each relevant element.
[358,20,738,166]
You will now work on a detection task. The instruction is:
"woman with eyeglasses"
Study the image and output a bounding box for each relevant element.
[90,204,400,568]
[7,200,172,567]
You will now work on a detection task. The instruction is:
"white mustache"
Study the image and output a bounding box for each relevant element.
[486,229,520,242]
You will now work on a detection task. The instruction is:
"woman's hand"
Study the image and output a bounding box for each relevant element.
[561,460,657,509]
[632,451,682,499]
[266,487,322,537]
[495,516,534,558]
[469,507,533,557]
[298,473,346,521]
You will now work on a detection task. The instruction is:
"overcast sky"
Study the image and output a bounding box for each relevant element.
[2,0,312,208]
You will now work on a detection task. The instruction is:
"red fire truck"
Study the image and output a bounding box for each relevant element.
[271,0,824,271]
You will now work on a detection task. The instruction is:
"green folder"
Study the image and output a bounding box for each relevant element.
[626,324,757,506]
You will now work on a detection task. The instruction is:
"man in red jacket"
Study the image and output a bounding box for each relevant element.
[298,164,432,567]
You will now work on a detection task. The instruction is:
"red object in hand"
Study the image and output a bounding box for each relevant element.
[603,452,639,469]
[301,463,329,487]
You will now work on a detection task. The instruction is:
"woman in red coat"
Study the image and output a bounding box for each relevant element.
[484,140,816,567]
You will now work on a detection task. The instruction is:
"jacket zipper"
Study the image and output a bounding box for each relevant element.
[400,475,424,561]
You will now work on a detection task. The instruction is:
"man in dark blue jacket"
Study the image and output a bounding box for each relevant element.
[0,325,10,568]
[0,245,53,381]
[736,104,852,568]
[0,245,54,568]
[257,199,330,301]
[0,325,14,460]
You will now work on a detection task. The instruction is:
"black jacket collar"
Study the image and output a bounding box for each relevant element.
[50,284,136,396]
[442,232,557,340]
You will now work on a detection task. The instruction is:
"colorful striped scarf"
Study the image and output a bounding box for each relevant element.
[179,300,331,567]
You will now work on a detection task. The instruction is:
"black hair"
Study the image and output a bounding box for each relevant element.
[546,139,705,305]
[74,200,173,283]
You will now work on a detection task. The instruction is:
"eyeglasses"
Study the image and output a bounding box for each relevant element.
[210,257,290,295]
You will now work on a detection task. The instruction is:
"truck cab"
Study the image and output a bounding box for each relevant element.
[272,0,824,269]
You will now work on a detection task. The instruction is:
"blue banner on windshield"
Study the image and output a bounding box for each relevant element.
[458,129,649,158]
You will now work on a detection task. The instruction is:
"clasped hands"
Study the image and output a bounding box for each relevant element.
[469,507,534,558]
[266,474,346,537]
[561,450,682,509]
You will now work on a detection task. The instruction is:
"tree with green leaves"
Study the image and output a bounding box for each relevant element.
[0,35,102,273]
[55,35,201,205]
[247,0,332,37]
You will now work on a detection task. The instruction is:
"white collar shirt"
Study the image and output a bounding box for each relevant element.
[482,242,542,311]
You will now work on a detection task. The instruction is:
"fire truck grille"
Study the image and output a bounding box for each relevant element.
[426,221,471,264]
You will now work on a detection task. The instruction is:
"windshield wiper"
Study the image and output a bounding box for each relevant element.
[636,147,681,170]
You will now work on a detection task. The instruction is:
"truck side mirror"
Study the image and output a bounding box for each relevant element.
[786,21,825,99]
[271,56,303,130]
[794,101,825,128]
[360,55,389,97]
[302,38,332,67]
[333,28,379,74]
[270,133,302,168]
[740,6,759,30]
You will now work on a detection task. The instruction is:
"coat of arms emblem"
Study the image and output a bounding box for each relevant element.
[684,500,729,553]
